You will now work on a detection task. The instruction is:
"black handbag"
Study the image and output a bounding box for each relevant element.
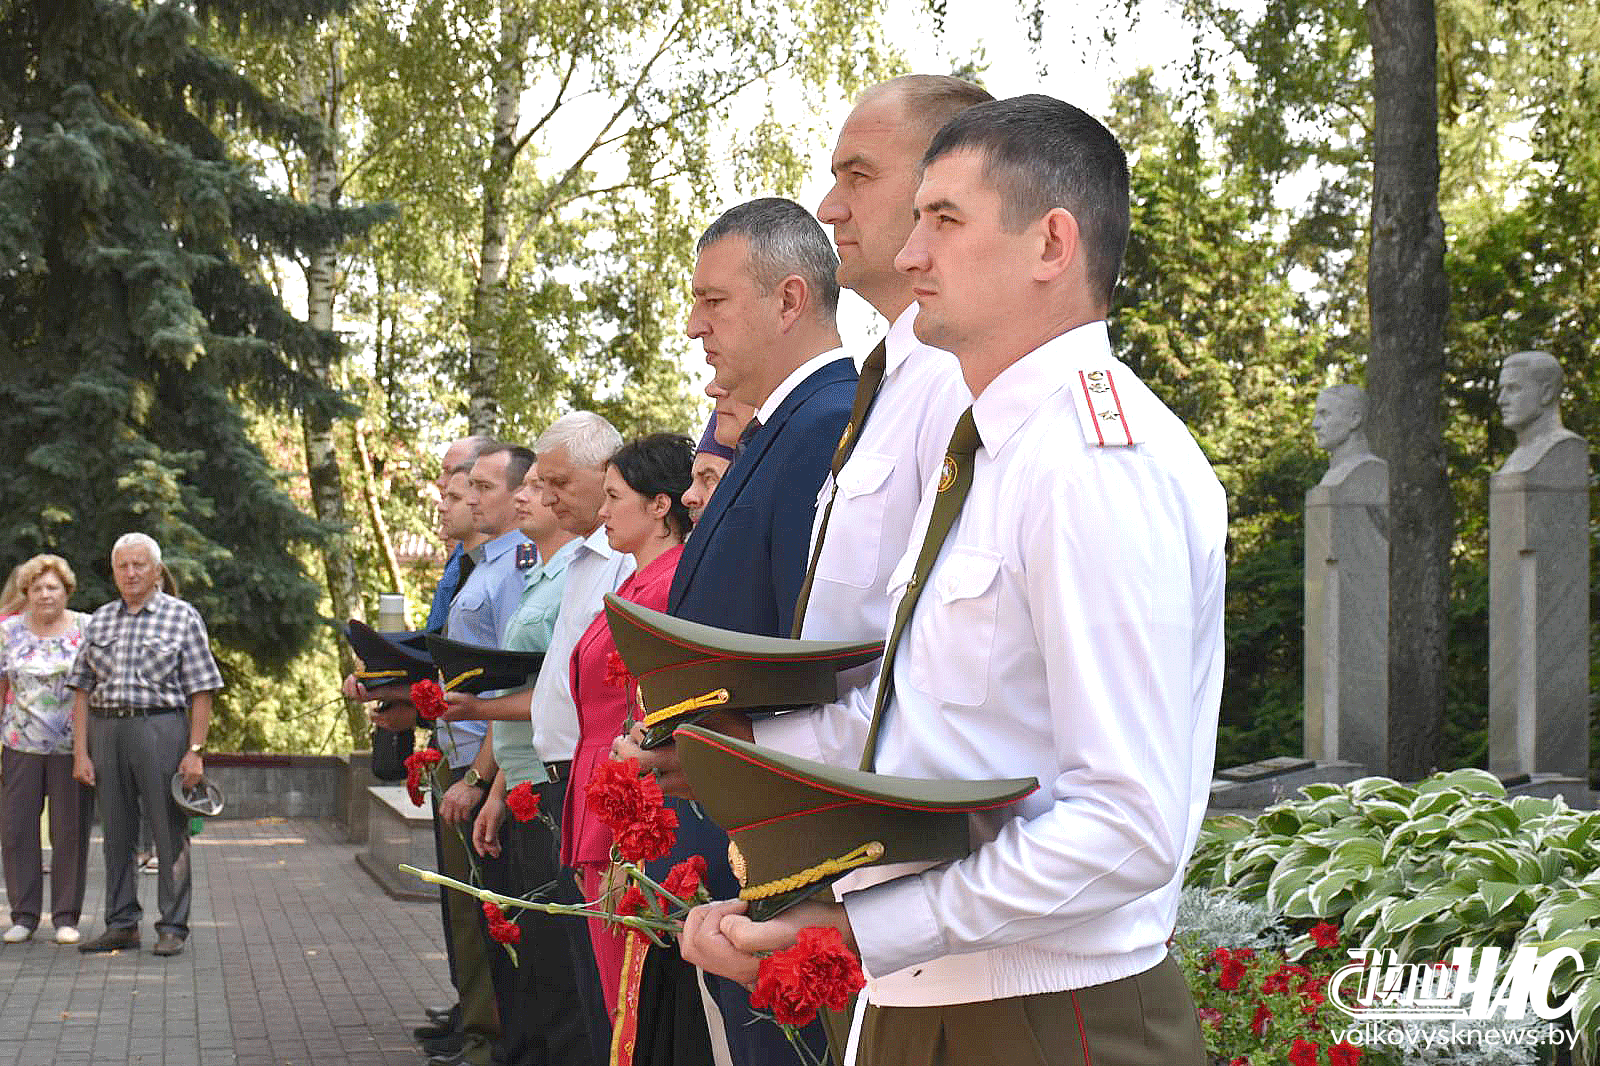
[370,703,415,782]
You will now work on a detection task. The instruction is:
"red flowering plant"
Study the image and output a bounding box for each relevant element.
[1177,920,1399,1066]
[504,780,558,836]
[410,680,449,723]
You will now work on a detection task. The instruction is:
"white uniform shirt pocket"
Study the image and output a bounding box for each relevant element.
[907,546,1003,707]
[816,451,897,590]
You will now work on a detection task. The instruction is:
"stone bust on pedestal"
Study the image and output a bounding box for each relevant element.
[1489,350,1590,782]
[1496,350,1584,477]
[1312,384,1384,491]
[1304,384,1389,770]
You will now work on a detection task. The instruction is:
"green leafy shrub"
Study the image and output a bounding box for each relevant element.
[1186,769,1600,1062]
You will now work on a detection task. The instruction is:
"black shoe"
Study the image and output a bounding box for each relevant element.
[77,927,140,953]
[413,1016,460,1042]
[152,932,186,957]
[424,1003,458,1025]
[421,1032,466,1058]
[425,1052,470,1066]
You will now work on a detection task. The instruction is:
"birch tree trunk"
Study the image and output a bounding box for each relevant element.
[299,35,369,745]
[1365,0,1451,779]
[464,2,529,435]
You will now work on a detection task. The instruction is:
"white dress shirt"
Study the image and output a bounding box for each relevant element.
[756,304,969,759]
[528,525,635,764]
[826,320,1228,1006]
[754,347,848,425]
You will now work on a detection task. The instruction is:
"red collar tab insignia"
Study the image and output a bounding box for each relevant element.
[1073,366,1140,447]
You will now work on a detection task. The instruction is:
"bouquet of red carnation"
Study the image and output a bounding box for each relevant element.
[402,747,443,807]
[411,679,448,722]
[584,757,679,863]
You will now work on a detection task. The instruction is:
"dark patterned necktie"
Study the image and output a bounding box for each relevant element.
[789,339,889,636]
[859,406,981,771]
[735,416,763,458]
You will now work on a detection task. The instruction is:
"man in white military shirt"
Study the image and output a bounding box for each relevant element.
[681,95,1223,1065]
[773,73,989,713]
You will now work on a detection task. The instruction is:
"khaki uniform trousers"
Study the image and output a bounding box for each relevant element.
[857,955,1206,1066]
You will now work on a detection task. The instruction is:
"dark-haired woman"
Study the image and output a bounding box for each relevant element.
[562,433,694,1029]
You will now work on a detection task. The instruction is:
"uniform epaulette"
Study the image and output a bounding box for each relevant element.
[1071,364,1146,447]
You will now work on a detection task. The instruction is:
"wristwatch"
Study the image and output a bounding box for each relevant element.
[189,743,205,756]
[463,768,487,789]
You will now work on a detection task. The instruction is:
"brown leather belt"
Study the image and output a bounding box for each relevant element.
[91,706,182,719]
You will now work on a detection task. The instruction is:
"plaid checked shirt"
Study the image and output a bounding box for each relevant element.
[66,592,224,710]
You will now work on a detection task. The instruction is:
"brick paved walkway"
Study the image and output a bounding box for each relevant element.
[0,818,451,1066]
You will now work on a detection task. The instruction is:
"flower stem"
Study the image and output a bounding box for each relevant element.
[399,864,681,940]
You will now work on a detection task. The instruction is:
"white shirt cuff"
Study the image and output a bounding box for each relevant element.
[750,708,825,763]
[842,873,945,978]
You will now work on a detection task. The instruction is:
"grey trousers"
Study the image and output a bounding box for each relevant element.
[0,746,94,928]
[86,711,192,936]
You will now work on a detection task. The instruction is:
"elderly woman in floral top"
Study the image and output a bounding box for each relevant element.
[0,554,94,945]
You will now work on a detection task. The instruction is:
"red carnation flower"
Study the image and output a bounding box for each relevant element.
[405,771,425,807]
[411,680,448,721]
[748,926,865,1028]
[1209,947,1232,969]
[505,781,540,822]
[1196,1007,1222,1029]
[1328,1042,1362,1066]
[1263,969,1291,996]
[488,918,521,945]
[483,901,505,923]
[605,651,633,690]
[1230,1059,1250,1066]
[790,928,865,1011]
[662,855,708,903]
[1309,922,1341,949]
[1216,957,1248,991]
[1249,1003,1272,1037]
[585,758,665,834]
[750,952,818,1027]
[616,885,651,918]
[616,806,679,863]
[1288,1039,1320,1066]
[403,749,442,775]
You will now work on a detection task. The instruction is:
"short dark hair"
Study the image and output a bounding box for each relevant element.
[924,94,1130,308]
[474,442,535,488]
[608,433,695,540]
[697,198,841,318]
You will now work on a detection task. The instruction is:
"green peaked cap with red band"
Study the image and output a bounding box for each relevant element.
[602,594,883,749]
[423,633,544,694]
[675,724,1037,921]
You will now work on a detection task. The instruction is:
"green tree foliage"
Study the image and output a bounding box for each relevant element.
[0,0,385,727]
[1133,0,1600,770]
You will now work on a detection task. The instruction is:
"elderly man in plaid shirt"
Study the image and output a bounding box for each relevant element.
[67,532,223,957]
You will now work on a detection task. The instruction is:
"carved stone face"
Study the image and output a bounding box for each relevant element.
[1312,390,1362,453]
[1497,364,1548,434]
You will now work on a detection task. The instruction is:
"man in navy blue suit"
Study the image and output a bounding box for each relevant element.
[668,197,857,632]
[622,198,855,1066]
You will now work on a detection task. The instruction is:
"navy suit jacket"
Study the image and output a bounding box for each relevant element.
[668,355,857,637]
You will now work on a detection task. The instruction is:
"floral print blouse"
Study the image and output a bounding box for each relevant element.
[0,612,87,755]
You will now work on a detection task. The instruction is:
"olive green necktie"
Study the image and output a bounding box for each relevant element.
[858,406,982,771]
[789,339,889,636]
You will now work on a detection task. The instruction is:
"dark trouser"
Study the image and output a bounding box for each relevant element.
[0,747,94,928]
[486,777,607,1066]
[435,760,502,1066]
[87,710,192,936]
[857,955,1206,1066]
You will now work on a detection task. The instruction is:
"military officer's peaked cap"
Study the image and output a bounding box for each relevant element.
[423,634,544,694]
[675,725,1037,920]
[603,595,883,749]
[343,620,436,685]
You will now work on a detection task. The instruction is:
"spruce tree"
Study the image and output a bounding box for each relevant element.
[0,0,385,670]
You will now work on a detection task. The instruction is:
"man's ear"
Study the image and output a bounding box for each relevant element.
[775,274,809,332]
[1034,207,1080,283]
